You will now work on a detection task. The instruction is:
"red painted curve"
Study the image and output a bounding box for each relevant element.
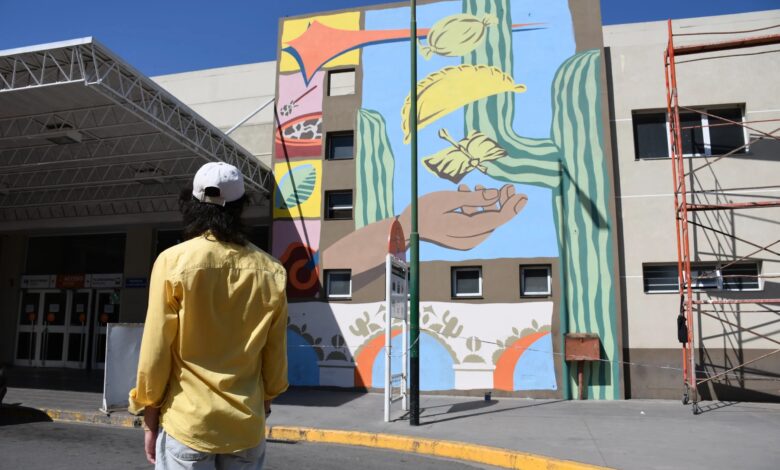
[354,329,403,388]
[493,331,550,391]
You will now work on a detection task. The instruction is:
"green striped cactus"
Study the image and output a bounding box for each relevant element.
[462,0,620,400]
[355,109,395,229]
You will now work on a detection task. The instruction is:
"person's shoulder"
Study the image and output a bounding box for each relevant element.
[244,243,285,274]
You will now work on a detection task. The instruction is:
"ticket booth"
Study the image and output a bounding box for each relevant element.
[14,274,122,369]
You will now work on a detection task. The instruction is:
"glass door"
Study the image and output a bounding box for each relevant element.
[15,290,45,366]
[91,289,120,369]
[39,291,68,367]
[14,289,68,367]
[64,289,93,368]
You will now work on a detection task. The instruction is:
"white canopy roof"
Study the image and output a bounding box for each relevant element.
[0,38,273,230]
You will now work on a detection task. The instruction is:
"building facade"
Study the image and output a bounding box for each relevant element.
[1,3,777,403]
[604,10,780,400]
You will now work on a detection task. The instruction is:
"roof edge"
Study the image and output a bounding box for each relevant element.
[0,37,94,57]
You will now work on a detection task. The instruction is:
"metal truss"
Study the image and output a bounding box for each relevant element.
[0,132,184,170]
[0,38,272,224]
[0,104,141,141]
[0,179,185,221]
[0,156,202,193]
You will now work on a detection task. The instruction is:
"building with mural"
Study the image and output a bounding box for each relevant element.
[2,2,777,403]
[271,0,622,400]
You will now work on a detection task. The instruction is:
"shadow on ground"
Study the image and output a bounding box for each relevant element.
[275,387,365,408]
[0,405,53,426]
[6,367,103,393]
[398,399,566,426]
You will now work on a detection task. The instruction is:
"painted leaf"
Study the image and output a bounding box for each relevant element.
[423,129,507,183]
[532,319,539,330]
[275,164,317,210]
[401,64,526,143]
[418,14,497,60]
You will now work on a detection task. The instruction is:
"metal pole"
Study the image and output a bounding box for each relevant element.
[408,0,420,427]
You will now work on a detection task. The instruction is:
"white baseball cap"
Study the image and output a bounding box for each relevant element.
[192,162,245,206]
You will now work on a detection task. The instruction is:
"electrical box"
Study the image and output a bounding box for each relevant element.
[565,333,600,361]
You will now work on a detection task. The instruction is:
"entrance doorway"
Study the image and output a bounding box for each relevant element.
[14,288,119,369]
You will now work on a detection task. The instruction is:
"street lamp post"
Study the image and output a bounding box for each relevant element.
[408,0,420,426]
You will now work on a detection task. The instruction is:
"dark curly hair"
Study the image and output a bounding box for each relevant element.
[179,184,249,246]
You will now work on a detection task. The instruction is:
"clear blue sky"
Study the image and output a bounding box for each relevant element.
[1,0,777,76]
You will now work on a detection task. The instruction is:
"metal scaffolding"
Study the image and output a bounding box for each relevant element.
[663,20,780,414]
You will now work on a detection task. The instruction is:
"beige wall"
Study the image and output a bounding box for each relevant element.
[153,62,277,169]
[604,10,780,354]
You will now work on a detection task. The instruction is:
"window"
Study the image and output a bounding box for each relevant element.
[633,112,668,159]
[632,106,745,159]
[643,262,760,293]
[325,270,352,299]
[643,264,680,293]
[328,69,356,96]
[325,190,353,220]
[521,266,551,297]
[451,267,482,298]
[326,131,354,160]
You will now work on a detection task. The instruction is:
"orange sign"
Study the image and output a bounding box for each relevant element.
[387,218,406,262]
[27,313,37,322]
[100,313,109,324]
[56,274,86,289]
[79,313,87,323]
[46,313,56,323]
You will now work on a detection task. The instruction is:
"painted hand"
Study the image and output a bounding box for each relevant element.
[404,184,527,251]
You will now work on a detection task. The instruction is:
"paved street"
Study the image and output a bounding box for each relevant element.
[0,420,495,470]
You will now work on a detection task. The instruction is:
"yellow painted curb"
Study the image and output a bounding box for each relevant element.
[42,408,142,428]
[266,426,609,470]
[33,408,607,469]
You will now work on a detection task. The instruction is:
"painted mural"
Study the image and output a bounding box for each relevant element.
[272,220,321,298]
[276,0,619,399]
[287,301,555,391]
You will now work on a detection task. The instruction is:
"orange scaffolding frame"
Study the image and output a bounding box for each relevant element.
[663,19,780,414]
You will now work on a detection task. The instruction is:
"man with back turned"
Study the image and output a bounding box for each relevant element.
[129,161,288,470]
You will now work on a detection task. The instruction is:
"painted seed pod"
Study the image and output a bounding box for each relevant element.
[423,129,507,183]
[401,64,526,143]
[418,14,498,60]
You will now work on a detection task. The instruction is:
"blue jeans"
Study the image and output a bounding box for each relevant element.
[155,429,266,470]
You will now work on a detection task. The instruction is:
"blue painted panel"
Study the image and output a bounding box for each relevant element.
[371,332,455,391]
[287,330,320,386]
[513,333,557,390]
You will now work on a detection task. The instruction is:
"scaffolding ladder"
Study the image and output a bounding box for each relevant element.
[663,19,780,414]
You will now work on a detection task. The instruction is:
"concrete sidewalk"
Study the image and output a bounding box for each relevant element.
[3,386,780,469]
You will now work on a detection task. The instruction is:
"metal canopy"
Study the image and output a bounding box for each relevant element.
[0,38,273,226]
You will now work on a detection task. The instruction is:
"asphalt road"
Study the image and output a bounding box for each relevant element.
[0,420,494,469]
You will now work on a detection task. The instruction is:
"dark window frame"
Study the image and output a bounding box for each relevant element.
[327,68,356,97]
[632,105,746,160]
[520,265,552,297]
[642,262,761,293]
[325,269,352,299]
[326,131,355,161]
[451,266,483,298]
[325,190,353,220]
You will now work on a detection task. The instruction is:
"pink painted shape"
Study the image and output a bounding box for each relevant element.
[271,220,321,259]
[277,71,324,126]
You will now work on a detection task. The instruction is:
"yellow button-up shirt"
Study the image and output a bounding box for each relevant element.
[128,233,289,453]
